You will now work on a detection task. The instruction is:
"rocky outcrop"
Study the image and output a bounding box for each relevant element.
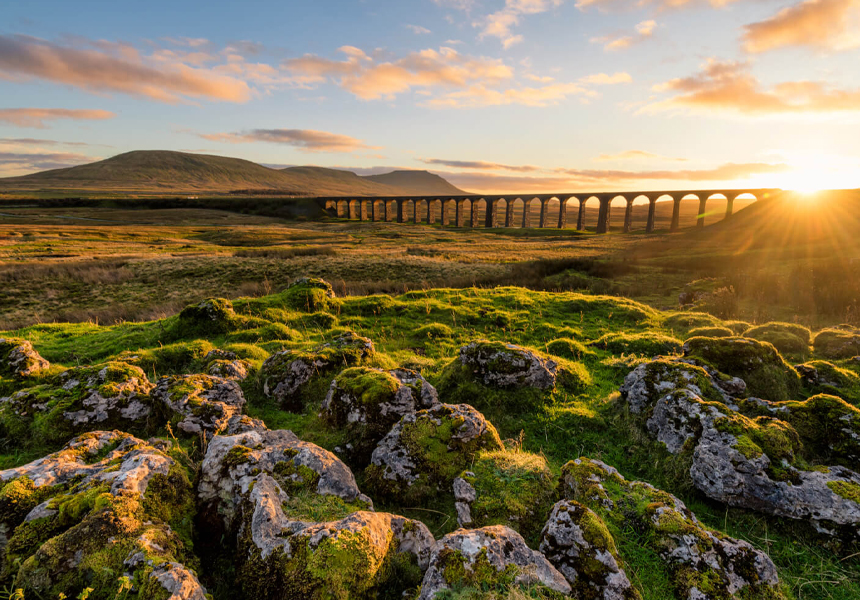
[321,366,439,466]
[620,358,743,413]
[458,341,559,389]
[205,349,252,381]
[0,362,153,446]
[0,338,49,378]
[365,403,503,504]
[562,458,782,600]
[152,374,246,435]
[418,525,571,600]
[539,500,640,599]
[0,431,202,598]
[259,332,374,410]
[198,425,434,599]
[622,358,860,537]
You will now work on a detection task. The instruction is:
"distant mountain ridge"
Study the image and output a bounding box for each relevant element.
[0,150,467,196]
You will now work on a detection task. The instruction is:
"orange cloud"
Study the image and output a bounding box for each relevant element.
[0,35,252,103]
[743,0,860,53]
[592,20,657,51]
[419,158,542,172]
[579,72,632,84]
[645,59,860,115]
[0,108,115,129]
[596,150,688,162]
[473,0,564,48]
[423,82,594,108]
[0,149,96,176]
[198,128,378,153]
[577,0,738,10]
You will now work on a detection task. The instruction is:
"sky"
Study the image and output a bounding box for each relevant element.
[1,0,859,193]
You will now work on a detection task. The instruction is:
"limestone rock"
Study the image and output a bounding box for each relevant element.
[366,403,503,504]
[418,525,571,600]
[152,374,246,435]
[459,340,558,390]
[321,366,439,465]
[620,358,741,414]
[539,500,639,600]
[0,338,48,378]
[259,332,374,410]
[561,458,781,599]
[207,357,251,381]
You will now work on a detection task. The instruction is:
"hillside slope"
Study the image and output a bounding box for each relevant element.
[0,150,467,196]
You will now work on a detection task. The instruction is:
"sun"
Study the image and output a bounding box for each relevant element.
[783,169,827,194]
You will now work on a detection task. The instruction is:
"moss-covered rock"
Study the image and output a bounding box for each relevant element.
[745,322,812,347]
[589,332,683,356]
[795,360,860,404]
[545,338,592,361]
[560,458,783,600]
[151,374,246,435]
[259,332,375,411]
[814,329,860,360]
[683,336,801,401]
[458,340,560,390]
[320,367,439,467]
[0,431,203,599]
[283,277,335,313]
[538,500,640,599]
[686,326,735,339]
[662,312,725,335]
[453,449,555,543]
[365,403,504,505]
[0,362,154,448]
[0,338,48,378]
[197,424,433,600]
[418,525,571,600]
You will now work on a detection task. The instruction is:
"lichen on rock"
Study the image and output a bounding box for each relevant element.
[0,338,49,379]
[561,458,782,600]
[458,340,560,390]
[365,403,504,504]
[320,366,439,466]
[259,332,375,411]
[151,374,246,435]
[417,525,572,600]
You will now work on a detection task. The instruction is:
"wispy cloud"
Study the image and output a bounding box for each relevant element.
[579,72,632,84]
[645,58,860,116]
[0,137,109,147]
[0,34,272,104]
[197,128,379,153]
[474,0,565,48]
[0,108,115,128]
[742,0,860,54]
[419,158,542,171]
[423,82,594,108]
[592,20,657,51]
[596,150,689,162]
[406,24,433,34]
[576,0,739,11]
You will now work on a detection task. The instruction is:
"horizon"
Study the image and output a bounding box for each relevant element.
[1,0,859,194]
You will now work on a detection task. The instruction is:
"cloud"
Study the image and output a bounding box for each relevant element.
[579,72,632,84]
[576,0,739,11]
[419,158,542,171]
[284,45,516,100]
[474,0,564,48]
[423,81,594,107]
[592,20,657,51]
[645,58,860,116]
[0,34,257,103]
[0,149,96,176]
[406,24,433,34]
[596,150,688,161]
[432,0,479,10]
[0,137,106,147]
[198,128,379,153]
[742,0,860,53]
[553,162,790,181]
[0,108,115,129]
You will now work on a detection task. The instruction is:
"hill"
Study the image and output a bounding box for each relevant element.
[0,150,467,196]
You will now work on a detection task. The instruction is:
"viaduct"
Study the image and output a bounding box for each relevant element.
[317,189,782,233]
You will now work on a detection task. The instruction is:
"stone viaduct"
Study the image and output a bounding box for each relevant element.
[318,189,782,233]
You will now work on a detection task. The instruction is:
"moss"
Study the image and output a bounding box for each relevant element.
[438,548,520,589]
[462,449,556,544]
[411,322,455,343]
[117,339,215,374]
[796,360,860,404]
[225,323,299,343]
[684,336,801,402]
[714,414,801,463]
[590,332,683,357]
[545,338,592,361]
[635,358,728,406]
[662,312,725,335]
[0,477,58,527]
[686,326,735,339]
[224,445,254,469]
[281,489,370,522]
[745,322,812,345]
[283,279,335,313]
[827,480,860,504]
[813,329,860,360]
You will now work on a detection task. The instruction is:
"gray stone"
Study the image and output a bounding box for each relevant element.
[459,341,558,390]
[152,374,246,435]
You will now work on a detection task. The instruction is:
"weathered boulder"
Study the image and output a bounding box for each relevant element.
[0,338,49,378]
[539,500,640,600]
[0,362,154,446]
[562,458,782,600]
[207,357,251,381]
[283,277,336,312]
[198,426,434,599]
[458,340,559,390]
[321,366,439,466]
[683,336,801,401]
[366,403,504,504]
[453,449,555,541]
[259,332,375,411]
[417,525,571,600]
[0,431,202,599]
[795,360,860,405]
[814,329,860,360]
[152,374,246,435]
